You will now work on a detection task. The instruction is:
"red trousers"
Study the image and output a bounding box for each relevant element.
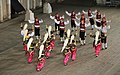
[36,58,46,71]
[64,52,71,65]
[45,45,51,58]
[27,51,34,63]
[71,48,77,61]
[23,44,27,51]
[95,43,101,57]
[50,40,55,49]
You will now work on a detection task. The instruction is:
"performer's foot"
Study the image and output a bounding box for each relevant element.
[105,47,107,49]
[28,62,32,64]
[96,55,99,57]
[64,63,68,66]
[72,59,75,61]
[101,48,105,50]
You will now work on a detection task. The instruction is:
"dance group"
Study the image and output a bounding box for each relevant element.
[20,9,111,71]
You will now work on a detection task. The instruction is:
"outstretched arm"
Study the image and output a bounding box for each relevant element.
[82,10,88,14]
[64,20,70,25]
[75,20,80,26]
[85,22,91,27]
[39,19,43,23]
[76,12,81,16]
[65,11,71,16]
[95,19,101,23]
[50,14,55,19]
[54,19,60,24]
[60,15,65,19]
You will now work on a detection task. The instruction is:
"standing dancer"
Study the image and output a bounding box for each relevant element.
[95,16,111,50]
[65,11,80,31]
[28,17,43,39]
[82,9,97,30]
[75,13,90,45]
[54,18,69,41]
[50,13,64,34]
[95,11,102,28]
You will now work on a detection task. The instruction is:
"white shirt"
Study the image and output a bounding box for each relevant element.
[75,20,90,27]
[65,11,80,17]
[50,15,64,20]
[28,19,43,24]
[54,19,69,25]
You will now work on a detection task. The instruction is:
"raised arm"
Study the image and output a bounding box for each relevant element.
[50,14,55,19]
[39,19,43,23]
[76,12,81,16]
[54,19,60,24]
[60,15,65,19]
[75,20,80,26]
[65,11,71,16]
[82,10,88,14]
[85,22,90,27]
[64,20,69,25]
[92,10,97,14]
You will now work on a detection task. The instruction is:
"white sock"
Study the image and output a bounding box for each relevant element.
[36,36,39,39]
[102,43,105,49]
[57,30,59,34]
[83,40,86,44]
[105,43,107,48]
[85,32,86,37]
[92,25,94,29]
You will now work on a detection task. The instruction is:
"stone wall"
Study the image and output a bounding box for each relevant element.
[0,0,11,22]
[0,0,43,22]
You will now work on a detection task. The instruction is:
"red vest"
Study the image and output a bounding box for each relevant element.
[80,23,85,29]
[59,21,65,30]
[55,16,60,21]
[96,14,101,19]
[71,14,76,20]
[34,21,40,28]
[88,11,92,17]
[80,19,86,31]
[101,21,107,26]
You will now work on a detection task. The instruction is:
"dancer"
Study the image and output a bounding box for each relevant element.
[54,18,69,41]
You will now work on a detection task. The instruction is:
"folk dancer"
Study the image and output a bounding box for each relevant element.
[95,16,111,50]
[69,35,77,61]
[36,45,46,71]
[26,38,36,63]
[50,13,64,34]
[90,30,101,57]
[75,13,90,45]
[54,18,69,41]
[82,9,97,30]
[28,17,43,39]
[65,11,80,31]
